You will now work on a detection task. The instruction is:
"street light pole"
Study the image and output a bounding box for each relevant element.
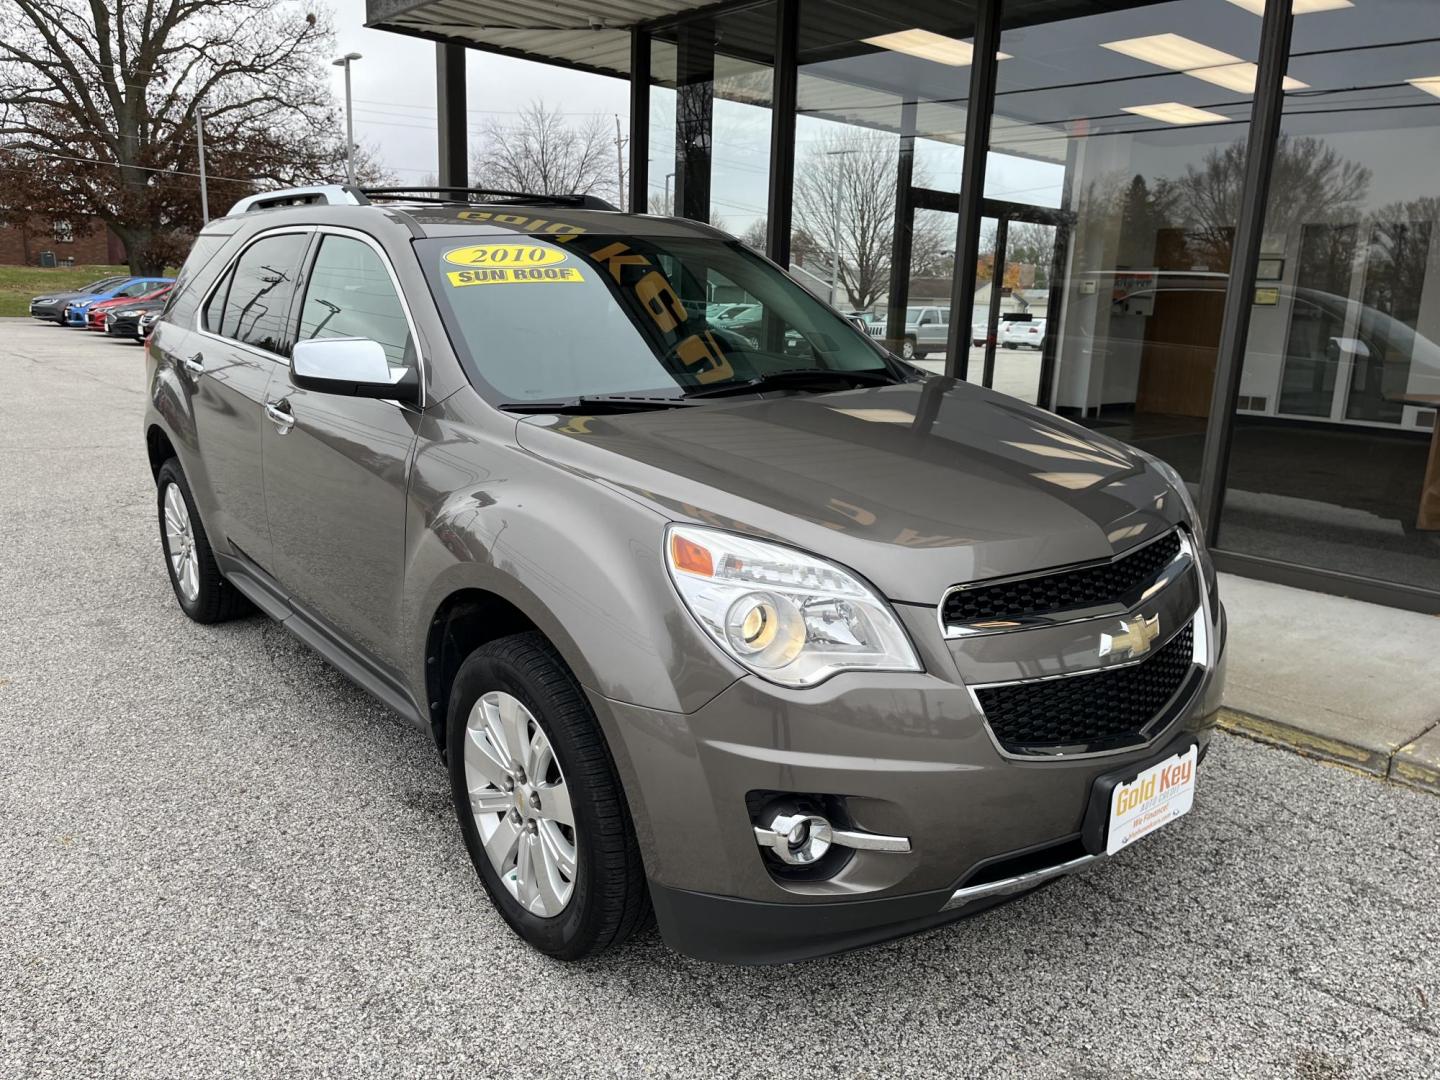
[196,110,209,224]
[331,52,363,186]
[664,171,675,215]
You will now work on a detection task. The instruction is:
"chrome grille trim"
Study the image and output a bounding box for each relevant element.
[938,526,1188,639]
[956,529,1215,762]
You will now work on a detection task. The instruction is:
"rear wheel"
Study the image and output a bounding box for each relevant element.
[155,459,251,623]
[447,633,648,960]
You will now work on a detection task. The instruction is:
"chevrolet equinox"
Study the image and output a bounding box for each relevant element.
[143,185,1226,964]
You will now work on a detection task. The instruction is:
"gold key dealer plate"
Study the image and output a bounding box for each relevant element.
[1104,744,1197,856]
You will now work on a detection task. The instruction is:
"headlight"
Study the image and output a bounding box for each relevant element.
[665,525,921,687]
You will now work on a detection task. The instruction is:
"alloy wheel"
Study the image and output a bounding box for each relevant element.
[162,482,200,602]
[462,690,578,917]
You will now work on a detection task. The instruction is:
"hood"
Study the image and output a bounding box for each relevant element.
[514,379,1186,604]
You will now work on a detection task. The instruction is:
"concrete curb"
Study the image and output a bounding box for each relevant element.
[1217,708,1440,795]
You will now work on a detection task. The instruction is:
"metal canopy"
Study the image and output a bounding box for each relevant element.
[365,0,705,78]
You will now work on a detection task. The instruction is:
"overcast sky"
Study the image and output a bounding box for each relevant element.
[325,0,632,182]
[320,0,1060,235]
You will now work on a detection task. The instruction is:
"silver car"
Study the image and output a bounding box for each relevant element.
[143,186,1225,964]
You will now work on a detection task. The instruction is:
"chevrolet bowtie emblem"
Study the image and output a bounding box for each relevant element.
[1100,614,1160,660]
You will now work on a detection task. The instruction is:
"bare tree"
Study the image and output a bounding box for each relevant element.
[793,129,945,310]
[1177,135,1370,268]
[0,0,355,273]
[472,100,618,201]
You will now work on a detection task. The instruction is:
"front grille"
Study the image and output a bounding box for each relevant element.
[943,530,1182,629]
[975,623,1195,755]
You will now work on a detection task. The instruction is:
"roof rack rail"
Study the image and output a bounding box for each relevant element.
[360,186,618,211]
[228,185,370,216]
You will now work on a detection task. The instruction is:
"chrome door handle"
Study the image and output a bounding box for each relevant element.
[182,353,204,376]
[264,399,295,431]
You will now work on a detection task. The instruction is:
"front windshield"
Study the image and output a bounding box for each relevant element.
[418,232,894,403]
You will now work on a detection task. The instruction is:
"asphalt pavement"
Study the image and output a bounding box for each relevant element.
[1,319,1437,1079]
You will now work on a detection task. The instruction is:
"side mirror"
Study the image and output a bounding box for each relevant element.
[291,337,418,403]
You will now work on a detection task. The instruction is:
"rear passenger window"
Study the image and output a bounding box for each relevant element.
[208,232,310,355]
[296,235,412,368]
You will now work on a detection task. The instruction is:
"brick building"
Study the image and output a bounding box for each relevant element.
[0,213,126,266]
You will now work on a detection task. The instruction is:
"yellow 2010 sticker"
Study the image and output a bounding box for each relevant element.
[446,266,584,287]
[444,243,568,268]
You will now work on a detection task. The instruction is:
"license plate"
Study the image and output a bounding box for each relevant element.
[1105,744,1197,855]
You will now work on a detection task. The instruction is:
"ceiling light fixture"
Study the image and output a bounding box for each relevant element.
[1102,33,1242,71]
[862,28,1011,67]
[1123,102,1230,125]
[1187,61,1307,93]
[1225,0,1353,14]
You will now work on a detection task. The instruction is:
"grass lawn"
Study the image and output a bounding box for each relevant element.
[0,264,137,317]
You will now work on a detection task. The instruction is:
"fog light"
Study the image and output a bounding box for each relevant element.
[753,800,912,869]
[756,811,834,865]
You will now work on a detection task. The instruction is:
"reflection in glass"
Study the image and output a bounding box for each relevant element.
[789,0,977,355]
[649,4,775,241]
[986,0,1264,487]
[1221,0,1440,591]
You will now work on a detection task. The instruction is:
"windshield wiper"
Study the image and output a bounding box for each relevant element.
[681,367,902,399]
[499,394,700,415]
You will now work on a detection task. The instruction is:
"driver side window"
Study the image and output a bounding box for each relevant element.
[297,235,413,370]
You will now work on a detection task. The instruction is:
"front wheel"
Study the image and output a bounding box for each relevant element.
[447,633,649,960]
[899,337,917,360]
[155,459,251,623]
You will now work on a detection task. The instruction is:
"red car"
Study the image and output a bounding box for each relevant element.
[86,285,172,330]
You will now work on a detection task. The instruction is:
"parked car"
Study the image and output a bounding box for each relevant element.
[862,305,950,359]
[105,293,172,341]
[971,317,1048,350]
[29,275,130,323]
[144,185,1225,966]
[999,317,1046,349]
[64,277,172,326]
[710,302,759,324]
[88,285,172,331]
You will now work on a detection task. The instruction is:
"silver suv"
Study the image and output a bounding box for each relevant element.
[143,186,1226,964]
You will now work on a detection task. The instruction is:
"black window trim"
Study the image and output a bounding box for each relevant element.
[194,225,314,363]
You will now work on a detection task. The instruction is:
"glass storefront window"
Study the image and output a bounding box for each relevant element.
[1219,0,1440,592]
[988,0,1266,487]
[790,0,979,355]
[648,4,775,243]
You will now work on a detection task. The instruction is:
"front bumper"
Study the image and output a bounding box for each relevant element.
[589,605,1226,964]
[646,732,1209,964]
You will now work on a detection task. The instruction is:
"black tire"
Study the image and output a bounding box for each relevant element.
[447,632,649,960]
[155,458,251,624]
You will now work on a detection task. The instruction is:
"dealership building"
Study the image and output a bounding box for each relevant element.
[368,0,1440,613]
